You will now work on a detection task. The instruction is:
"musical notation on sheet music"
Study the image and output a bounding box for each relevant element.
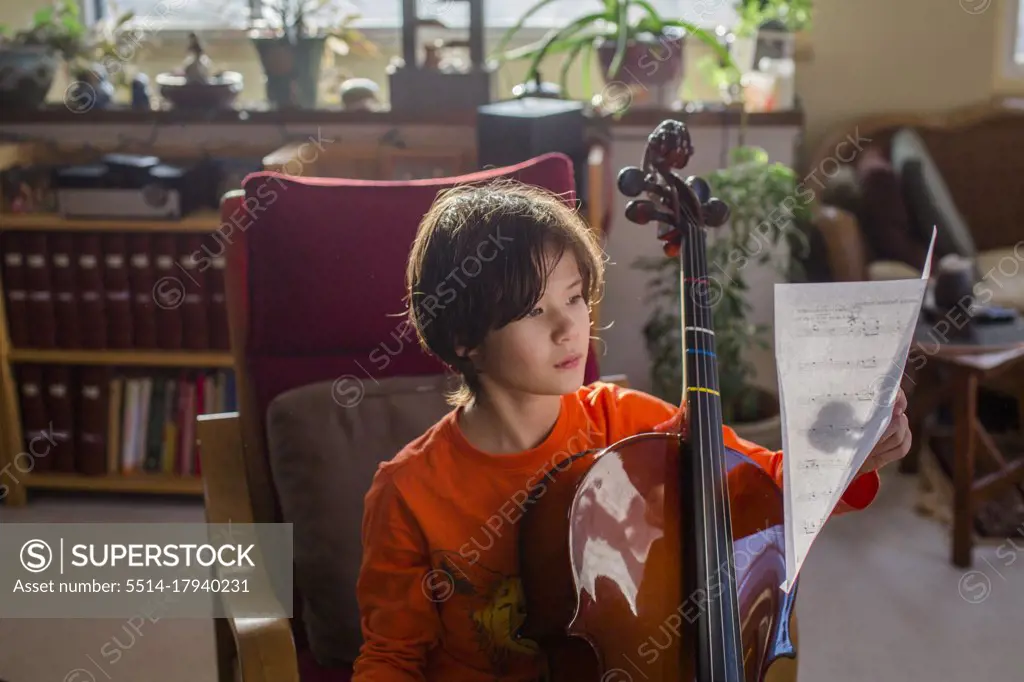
[793,297,925,338]
[796,357,884,371]
[794,389,875,406]
[796,488,836,503]
[774,228,937,593]
[800,518,824,535]
[797,459,849,471]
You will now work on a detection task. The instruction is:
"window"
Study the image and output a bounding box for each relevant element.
[100,0,737,33]
[1016,0,1024,65]
[1000,0,1024,81]
[93,0,250,30]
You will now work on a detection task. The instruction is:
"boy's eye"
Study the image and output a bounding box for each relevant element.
[569,294,584,305]
[527,307,543,318]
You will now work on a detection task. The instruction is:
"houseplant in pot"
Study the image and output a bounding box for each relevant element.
[493,0,735,111]
[635,145,810,449]
[0,1,141,111]
[0,0,86,109]
[249,0,377,109]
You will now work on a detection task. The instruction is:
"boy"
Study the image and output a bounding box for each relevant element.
[352,181,911,682]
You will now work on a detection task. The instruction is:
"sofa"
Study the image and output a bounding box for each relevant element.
[804,98,1024,313]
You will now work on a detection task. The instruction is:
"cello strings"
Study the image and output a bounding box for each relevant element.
[681,189,720,680]
[699,209,728,675]
[693,205,722,679]
[696,195,741,677]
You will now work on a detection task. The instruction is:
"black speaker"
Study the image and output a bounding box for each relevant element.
[476,97,589,204]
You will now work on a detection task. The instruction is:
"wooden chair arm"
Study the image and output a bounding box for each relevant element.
[231,616,301,682]
[197,412,257,525]
[198,413,300,682]
[812,205,869,282]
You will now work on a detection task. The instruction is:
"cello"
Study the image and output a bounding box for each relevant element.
[517,119,798,682]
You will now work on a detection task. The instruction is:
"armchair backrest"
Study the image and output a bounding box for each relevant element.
[806,99,1024,253]
[224,152,585,519]
[219,152,598,661]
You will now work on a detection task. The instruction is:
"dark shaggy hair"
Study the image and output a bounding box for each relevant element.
[405,180,605,407]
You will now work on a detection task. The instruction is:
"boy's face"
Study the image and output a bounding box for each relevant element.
[466,246,591,399]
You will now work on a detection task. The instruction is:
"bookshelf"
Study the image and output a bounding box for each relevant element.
[0,141,248,507]
[8,349,234,368]
[22,471,205,495]
[1,211,223,233]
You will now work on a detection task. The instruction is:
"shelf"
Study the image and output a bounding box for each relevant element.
[0,211,222,233]
[24,472,203,495]
[8,349,234,368]
[0,103,805,128]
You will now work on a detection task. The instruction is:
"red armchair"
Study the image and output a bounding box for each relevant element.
[198,152,608,682]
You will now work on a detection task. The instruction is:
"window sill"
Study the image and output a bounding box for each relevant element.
[0,103,804,128]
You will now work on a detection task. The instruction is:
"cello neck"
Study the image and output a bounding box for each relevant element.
[677,175,747,682]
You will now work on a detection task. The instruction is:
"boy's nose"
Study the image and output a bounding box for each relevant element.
[553,311,579,343]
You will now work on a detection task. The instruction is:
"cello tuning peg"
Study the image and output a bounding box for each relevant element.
[624,199,658,224]
[617,167,648,197]
[686,176,711,204]
[625,199,674,226]
[703,198,730,227]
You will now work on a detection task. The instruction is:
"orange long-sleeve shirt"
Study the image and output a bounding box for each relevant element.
[352,382,878,682]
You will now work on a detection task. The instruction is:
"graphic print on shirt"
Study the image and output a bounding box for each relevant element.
[428,550,544,677]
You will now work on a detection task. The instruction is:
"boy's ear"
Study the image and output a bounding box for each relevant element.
[454,342,482,368]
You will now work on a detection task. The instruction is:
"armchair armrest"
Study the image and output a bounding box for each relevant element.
[197,412,256,526]
[232,616,301,682]
[198,413,300,682]
[813,205,869,282]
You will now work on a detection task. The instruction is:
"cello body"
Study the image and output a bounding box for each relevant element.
[518,434,796,682]
[515,120,798,681]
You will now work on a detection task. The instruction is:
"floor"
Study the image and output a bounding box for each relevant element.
[1,467,1022,682]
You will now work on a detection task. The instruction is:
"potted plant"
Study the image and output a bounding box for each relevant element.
[0,1,143,111]
[492,0,736,111]
[635,145,810,448]
[249,0,378,110]
[0,0,86,109]
[735,0,812,36]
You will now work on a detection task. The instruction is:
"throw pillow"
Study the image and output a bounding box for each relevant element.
[890,128,977,260]
[265,374,456,666]
[854,144,930,269]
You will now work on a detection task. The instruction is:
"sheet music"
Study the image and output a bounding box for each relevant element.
[776,228,936,593]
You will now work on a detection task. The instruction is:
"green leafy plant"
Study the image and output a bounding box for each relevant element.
[0,0,88,60]
[492,0,737,100]
[0,1,141,72]
[735,0,813,37]
[635,145,811,423]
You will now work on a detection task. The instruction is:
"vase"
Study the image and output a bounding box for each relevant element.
[933,254,976,317]
[252,35,326,109]
[595,32,685,110]
[730,34,758,74]
[0,45,59,110]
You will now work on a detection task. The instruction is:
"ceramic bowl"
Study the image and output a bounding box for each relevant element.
[156,71,243,110]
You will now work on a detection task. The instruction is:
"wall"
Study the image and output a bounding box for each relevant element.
[795,0,1002,167]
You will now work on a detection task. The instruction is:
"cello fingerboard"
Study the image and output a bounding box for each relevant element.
[679,219,746,681]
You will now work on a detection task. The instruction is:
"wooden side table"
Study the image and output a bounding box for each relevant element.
[904,317,1024,567]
